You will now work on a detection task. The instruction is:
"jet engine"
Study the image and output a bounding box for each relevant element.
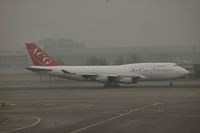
[96,75,108,83]
[119,77,137,84]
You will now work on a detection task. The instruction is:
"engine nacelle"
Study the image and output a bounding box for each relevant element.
[119,77,136,84]
[96,75,108,83]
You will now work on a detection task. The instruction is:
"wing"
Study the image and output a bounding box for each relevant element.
[62,70,146,83]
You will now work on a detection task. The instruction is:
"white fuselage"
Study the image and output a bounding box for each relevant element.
[30,63,189,82]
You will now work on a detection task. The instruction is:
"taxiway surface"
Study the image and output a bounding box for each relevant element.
[0,74,200,133]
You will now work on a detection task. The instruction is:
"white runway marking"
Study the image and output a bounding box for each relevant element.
[69,102,159,133]
[0,118,8,128]
[1,115,41,133]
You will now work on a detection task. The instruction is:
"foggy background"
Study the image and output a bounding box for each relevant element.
[1,0,200,51]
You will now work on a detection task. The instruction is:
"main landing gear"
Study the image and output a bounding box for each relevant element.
[104,81,120,88]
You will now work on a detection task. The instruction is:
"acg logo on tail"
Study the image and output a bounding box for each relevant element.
[29,47,52,65]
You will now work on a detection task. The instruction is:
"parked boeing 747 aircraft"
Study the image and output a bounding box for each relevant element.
[25,43,189,87]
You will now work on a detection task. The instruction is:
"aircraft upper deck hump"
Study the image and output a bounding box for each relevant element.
[25,43,61,66]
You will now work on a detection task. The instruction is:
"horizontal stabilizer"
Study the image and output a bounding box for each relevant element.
[25,67,52,72]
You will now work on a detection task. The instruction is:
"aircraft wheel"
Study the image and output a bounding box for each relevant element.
[104,82,111,88]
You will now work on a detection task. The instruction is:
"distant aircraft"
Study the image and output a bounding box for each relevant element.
[25,43,189,87]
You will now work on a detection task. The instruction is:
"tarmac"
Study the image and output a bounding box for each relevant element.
[0,73,200,133]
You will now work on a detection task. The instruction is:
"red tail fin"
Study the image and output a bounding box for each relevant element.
[25,43,61,66]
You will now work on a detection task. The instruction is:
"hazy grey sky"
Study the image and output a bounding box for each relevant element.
[0,0,200,50]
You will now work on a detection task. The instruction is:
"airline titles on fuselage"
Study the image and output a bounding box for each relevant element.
[131,67,174,73]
